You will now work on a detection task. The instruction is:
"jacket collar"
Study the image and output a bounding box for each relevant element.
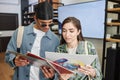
[26,21,53,40]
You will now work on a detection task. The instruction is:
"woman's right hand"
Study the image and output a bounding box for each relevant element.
[14,55,29,67]
[60,74,73,80]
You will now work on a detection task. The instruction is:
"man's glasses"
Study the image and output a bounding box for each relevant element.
[40,23,54,27]
[37,20,54,27]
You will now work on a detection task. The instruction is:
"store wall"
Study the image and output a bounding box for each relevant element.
[28,0,96,5]
[61,0,96,5]
[0,0,21,37]
[29,0,38,4]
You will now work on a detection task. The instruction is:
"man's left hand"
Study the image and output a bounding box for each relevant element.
[41,66,55,79]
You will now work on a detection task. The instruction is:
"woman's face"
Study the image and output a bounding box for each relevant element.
[62,22,80,44]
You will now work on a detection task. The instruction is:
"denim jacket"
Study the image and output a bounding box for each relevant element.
[5,22,60,80]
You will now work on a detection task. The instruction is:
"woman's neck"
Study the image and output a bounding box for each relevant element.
[67,40,79,48]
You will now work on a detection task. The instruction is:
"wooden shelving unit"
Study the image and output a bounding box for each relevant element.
[107,22,120,26]
[108,8,120,12]
[102,0,120,80]
[106,38,120,42]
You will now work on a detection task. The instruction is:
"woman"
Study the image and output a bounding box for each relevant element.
[57,17,102,80]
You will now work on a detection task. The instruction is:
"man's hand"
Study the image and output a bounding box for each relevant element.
[14,55,29,66]
[41,66,55,79]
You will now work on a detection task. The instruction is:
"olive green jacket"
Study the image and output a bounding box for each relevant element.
[57,41,102,80]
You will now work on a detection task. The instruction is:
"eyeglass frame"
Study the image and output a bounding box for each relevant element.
[37,19,54,27]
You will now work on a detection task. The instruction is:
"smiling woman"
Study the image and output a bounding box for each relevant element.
[57,17,102,80]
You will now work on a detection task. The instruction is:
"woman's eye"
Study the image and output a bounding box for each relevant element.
[70,31,74,33]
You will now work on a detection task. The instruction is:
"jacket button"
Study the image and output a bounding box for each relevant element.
[27,64,30,67]
[26,74,29,77]
[29,43,32,45]
[33,34,36,36]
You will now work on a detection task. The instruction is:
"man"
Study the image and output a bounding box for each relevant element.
[5,1,60,80]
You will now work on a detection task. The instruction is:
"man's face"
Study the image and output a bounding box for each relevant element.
[35,18,53,32]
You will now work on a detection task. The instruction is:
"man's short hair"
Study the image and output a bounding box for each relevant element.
[34,1,53,20]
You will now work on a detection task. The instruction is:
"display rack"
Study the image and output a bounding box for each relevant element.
[102,0,120,79]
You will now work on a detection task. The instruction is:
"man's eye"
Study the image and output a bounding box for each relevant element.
[41,23,46,27]
[62,30,66,32]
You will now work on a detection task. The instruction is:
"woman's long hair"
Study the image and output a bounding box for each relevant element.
[61,17,84,44]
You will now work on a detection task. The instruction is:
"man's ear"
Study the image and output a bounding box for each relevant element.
[34,15,37,21]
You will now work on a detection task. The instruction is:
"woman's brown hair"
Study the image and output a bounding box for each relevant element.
[61,17,85,44]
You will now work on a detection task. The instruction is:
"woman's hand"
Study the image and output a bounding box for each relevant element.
[41,66,55,79]
[14,55,29,67]
[78,65,96,78]
[59,74,73,80]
